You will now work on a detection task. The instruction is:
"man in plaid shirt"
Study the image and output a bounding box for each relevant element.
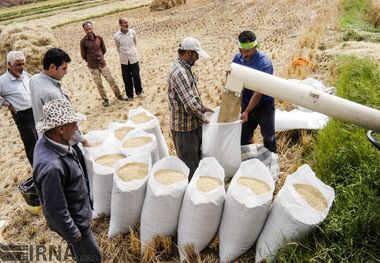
[168,37,213,179]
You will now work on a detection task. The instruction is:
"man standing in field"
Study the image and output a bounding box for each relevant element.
[167,37,213,179]
[29,48,91,195]
[114,17,143,100]
[0,51,38,166]
[233,30,277,153]
[33,99,101,263]
[80,21,128,107]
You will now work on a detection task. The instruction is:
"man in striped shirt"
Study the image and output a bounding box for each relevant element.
[168,37,213,179]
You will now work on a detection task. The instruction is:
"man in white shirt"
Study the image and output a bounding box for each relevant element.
[0,51,38,166]
[114,17,143,100]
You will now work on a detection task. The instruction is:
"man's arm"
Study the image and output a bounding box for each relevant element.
[80,38,87,61]
[99,36,106,55]
[39,168,81,243]
[172,71,208,123]
[114,34,120,54]
[240,92,262,123]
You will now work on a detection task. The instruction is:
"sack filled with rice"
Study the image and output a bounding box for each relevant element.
[177,157,225,261]
[219,159,274,262]
[255,164,335,262]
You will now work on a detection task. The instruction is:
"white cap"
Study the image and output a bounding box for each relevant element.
[179,37,210,59]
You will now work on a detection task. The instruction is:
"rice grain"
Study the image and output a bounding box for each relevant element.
[95,153,125,167]
[154,169,185,185]
[238,177,271,195]
[293,183,328,211]
[197,176,222,192]
[117,162,148,182]
[123,136,152,148]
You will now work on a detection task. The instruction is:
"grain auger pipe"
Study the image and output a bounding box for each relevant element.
[218,62,380,133]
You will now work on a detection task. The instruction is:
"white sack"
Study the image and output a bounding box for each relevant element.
[177,157,225,261]
[108,153,151,238]
[275,108,329,132]
[241,143,279,181]
[140,156,189,251]
[120,129,159,164]
[82,129,111,200]
[219,159,275,263]
[86,137,127,218]
[202,106,242,178]
[128,107,169,159]
[108,121,135,141]
[255,164,335,262]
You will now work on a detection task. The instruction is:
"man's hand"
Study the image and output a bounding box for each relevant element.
[203,106,214,113]
[240,111,249,123]
[74,232,82,243]
[81,139,92,148]
[7,103,16,114]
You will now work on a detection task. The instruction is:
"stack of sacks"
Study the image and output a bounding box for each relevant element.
[120,129,159,164]
[108,153,151,238]
[82,129,111,200]
[177,157,225,261]
[140,156,189,253]
[255,164,335,262]
[241,143,279,181]
[108,121,136,142]
[202,107,242,178]
[86,138,127,218]
[218,159,275,262]
[128,108,169,159]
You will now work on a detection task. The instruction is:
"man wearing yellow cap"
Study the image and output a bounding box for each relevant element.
[233,30,276,153]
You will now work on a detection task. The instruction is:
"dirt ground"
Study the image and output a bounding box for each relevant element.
[0,0,345,261]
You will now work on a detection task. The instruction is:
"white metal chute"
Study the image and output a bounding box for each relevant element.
[227,63,380,132]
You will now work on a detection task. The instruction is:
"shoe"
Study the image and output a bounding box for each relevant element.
[126,97,133,101]
[102,99,109,107]
[136,92,145,98]
[117,95,128,101]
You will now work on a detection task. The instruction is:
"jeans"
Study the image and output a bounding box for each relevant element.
[171,126,202,181]
[121,62,142,98]
[241,105,277,153]
[11,108,38,166]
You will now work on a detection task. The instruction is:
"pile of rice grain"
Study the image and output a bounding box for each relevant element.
[123,136,152,148]
[154,169,185,185]
[131,112,154,124]
[149,0,186,11]
[115,127,134,140]
[293,183,328,211]
[238,177,271,195]
[95,153,126,168]
[197,176,222,193]
[117,162,148,182]
[0,24,57,74]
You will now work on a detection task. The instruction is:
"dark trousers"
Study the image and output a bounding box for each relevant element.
[72,143,93,208]
[121,62,142,98]
[11,108,38,166]
[241,105,277,153]
[68,230,101,263]
[171,127,202,181]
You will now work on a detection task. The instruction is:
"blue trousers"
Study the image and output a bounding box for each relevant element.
[241,105,277,153]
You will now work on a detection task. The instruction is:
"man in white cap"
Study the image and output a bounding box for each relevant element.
[167,37,213,179]
[0,51,38,166]
[33,99,101,263]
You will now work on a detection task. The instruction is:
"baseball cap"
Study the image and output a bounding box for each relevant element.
[179,37,210,59]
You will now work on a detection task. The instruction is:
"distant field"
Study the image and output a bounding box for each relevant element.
[0,0,150,27]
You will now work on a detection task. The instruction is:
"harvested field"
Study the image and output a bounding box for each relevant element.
[1,0,371,261]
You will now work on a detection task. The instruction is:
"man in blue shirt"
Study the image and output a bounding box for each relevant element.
[232,30,276,153]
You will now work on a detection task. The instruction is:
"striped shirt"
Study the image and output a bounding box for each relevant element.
[168,56,206,132]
